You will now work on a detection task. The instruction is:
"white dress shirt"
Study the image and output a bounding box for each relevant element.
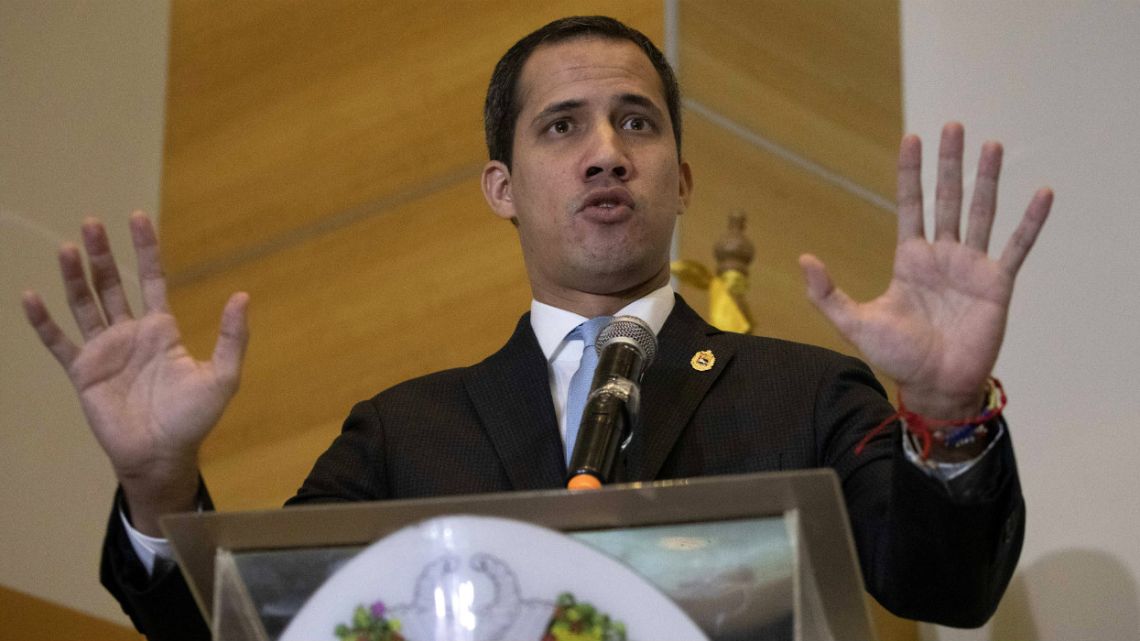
[529,284,674,445]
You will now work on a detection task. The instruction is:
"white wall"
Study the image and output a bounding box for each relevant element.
[0,0,169,624]
[902,3,1140,640]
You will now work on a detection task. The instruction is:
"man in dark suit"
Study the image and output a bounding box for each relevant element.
[24,16,1051,640]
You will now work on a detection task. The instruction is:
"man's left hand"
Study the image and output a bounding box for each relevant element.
[799,122,1053,421]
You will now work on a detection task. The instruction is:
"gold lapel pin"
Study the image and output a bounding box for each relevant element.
[690,350,716,372]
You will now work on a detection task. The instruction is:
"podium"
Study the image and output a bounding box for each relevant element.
[163,469,875,641]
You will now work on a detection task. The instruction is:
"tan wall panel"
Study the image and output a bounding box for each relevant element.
[201,418,346,511]
[0,585,143,641]
[679,111,896,358]
[162,5,914,637]
[170,178,531,466]
[164,2,665,504]
[162,1,664,278]
[679,0,901,199]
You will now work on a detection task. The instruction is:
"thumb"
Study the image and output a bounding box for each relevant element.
[212,292,250,388]
[798,254,859,338]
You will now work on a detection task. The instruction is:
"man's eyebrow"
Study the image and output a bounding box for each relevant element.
[531,99,584,125]
[529,93,665,126]
[615,92,663,115]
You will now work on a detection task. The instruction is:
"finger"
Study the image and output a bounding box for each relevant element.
[82,217,134,323]
[212,292,250,390]
[58,242,106,340]
[999,188,1054,276]
[129,211,169,313]
[964,141,1003,252]
[21,290,80,367]
[896,134,925,243]
[799,254,860,339]
[934,122,965,242]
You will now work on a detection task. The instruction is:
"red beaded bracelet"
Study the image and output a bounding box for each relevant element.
[855,377,1007,460]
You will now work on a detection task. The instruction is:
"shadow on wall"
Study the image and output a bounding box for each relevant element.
[992,548,1139,640]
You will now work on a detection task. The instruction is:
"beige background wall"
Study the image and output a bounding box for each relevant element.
[674,0,899,359]
[903,4,1140,640]
[1,0,169,634]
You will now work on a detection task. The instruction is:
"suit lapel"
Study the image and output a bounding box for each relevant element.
[463,314,566,490]
[625,296,736,481]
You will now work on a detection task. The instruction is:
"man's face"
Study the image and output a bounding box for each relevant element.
[482,37,692,307]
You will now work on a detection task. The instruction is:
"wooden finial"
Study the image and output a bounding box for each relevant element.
[714,211,755,275]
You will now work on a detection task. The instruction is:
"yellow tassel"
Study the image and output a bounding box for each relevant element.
[709,270,751,334]
[671,261,752,334]
[670,260,711,288]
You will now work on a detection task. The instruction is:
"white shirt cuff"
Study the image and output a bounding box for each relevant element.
[119,507,174,576]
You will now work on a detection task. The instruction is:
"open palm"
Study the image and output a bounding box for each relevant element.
[22,212,248,532]
[800,124,1052,418]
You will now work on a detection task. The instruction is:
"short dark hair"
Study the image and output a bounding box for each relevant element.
[484,16,682,168]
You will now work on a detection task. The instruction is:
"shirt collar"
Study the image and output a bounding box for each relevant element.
[530,284,675,361]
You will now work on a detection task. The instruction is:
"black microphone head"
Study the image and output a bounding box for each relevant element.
[595,315,657,366]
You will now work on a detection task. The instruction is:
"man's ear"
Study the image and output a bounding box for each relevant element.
[481,160,516,222]
[678,160,694,212]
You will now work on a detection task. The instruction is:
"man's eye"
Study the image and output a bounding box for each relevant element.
[549,120,571,134]
[623,117,651,131]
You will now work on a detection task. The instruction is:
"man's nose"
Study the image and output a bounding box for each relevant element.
[584,125,630,180]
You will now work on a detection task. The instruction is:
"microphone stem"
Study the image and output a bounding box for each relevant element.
[567,391,630,487]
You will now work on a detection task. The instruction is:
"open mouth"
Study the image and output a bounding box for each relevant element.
[580,188,635,221]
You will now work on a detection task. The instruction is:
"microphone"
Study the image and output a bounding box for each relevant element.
[567,316,657,490]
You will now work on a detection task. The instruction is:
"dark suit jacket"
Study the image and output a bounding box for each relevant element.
[102,296,1024,639]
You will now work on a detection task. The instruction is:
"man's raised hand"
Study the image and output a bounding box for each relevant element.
[21,212,249,535]
[798,123,1053,421]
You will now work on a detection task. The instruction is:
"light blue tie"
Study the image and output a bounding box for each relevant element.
[564,316,612,465]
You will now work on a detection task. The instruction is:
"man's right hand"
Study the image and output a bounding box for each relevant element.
[21,211,249,536]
